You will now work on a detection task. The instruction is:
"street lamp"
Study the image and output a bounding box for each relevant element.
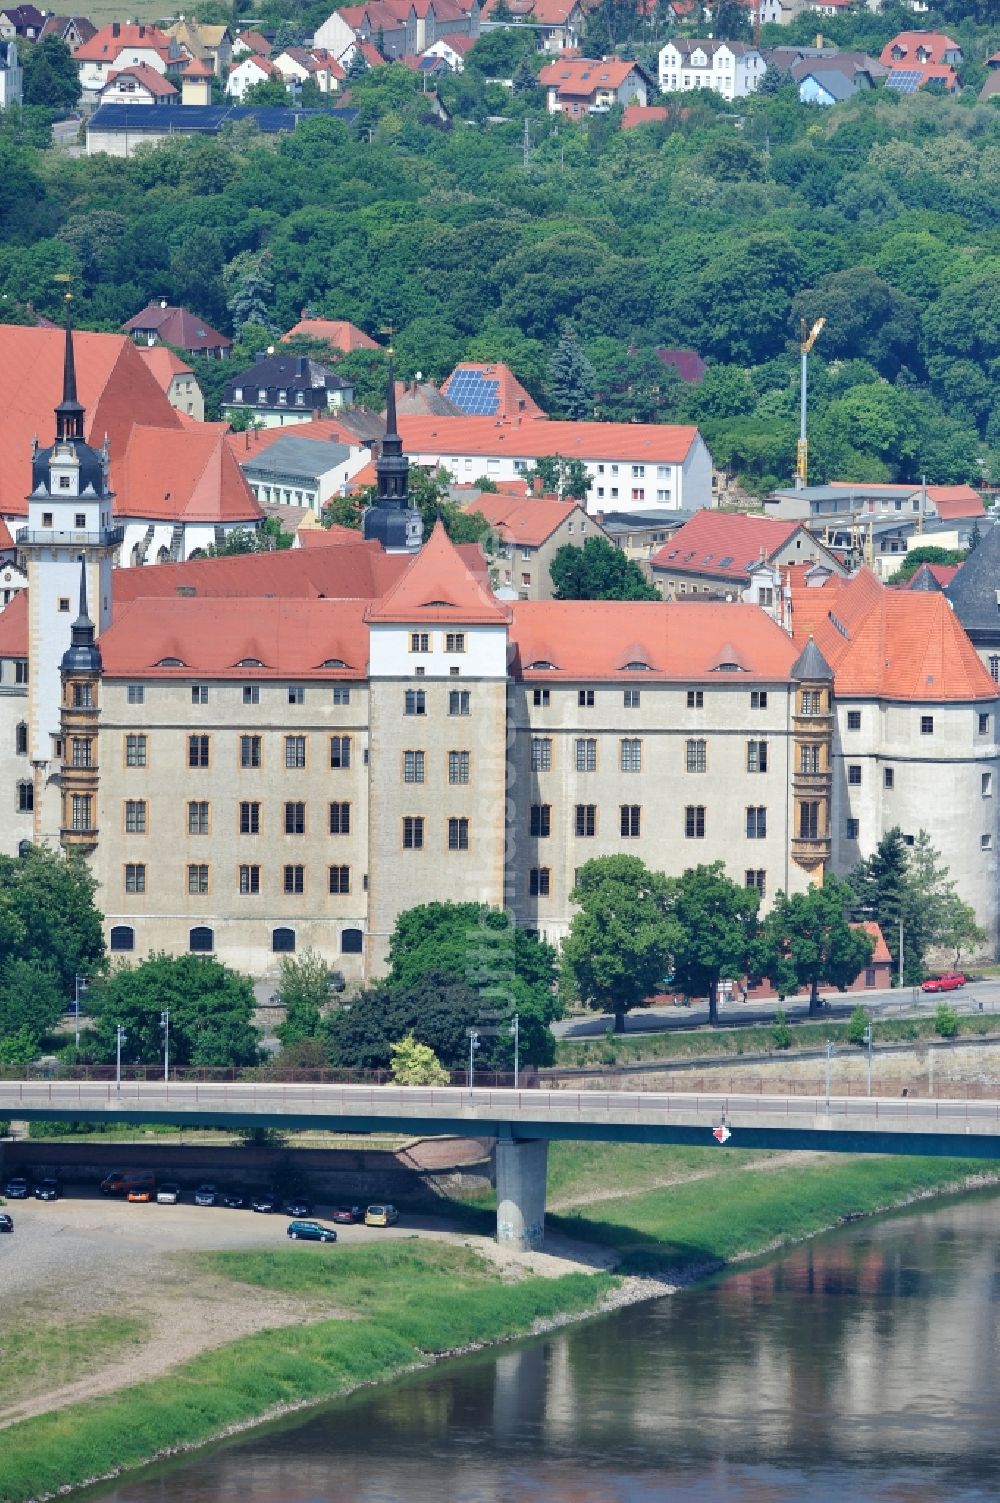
[74,974,88,1050]
[825,1040,835,1112]
[160,1010,170,1084]
[115,1024,127,1094]
[510,1013,520,1089]
[862,1021,873,1097]
[469,1029,480,1090]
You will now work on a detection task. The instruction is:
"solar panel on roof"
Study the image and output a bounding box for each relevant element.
[886,70,922,93]
[444,369,502,416]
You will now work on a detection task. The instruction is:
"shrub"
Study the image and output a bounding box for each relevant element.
[933,1003,960,1039]
[771,1010,791,1050]
[847,1006,870,1046]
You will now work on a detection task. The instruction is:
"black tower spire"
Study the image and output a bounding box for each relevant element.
[55,299,85,443]
[61,556,103,675]
[362,350,423,553]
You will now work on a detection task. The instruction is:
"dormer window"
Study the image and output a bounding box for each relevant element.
[624,661,651,671]
[236,657,264,667]
[713,662,745,673]
[157,657,185,667]
[320,658,348,668]
[528,660,557,670]
[59,477,71,490]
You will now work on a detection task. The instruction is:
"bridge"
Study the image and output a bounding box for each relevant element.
[4,1080,1000,1249]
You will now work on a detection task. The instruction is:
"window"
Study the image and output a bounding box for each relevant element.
[187,864,209,895]
[17,781,33,812]
[273,927,296,953]
[447,816,470,851]
[448,750,470,784]
[124,863,145,894]
[239,864,260,894]
[71,737,92,768]
[14,660,27,685]
[239,801,260,834]
[446,633,466,653]
[747,740,768,773]
[530,804,551,837]
[846,818,860,840]
[533,688,550,707]
[624,688,641,709]
[410,632,430,653]
[449,690,470,716]
[191,685,208,705]
[124,799,146,834]
[127,684,144,705]
[685,805,705,839]
[285,735,306,769]
[341,928,364,954]
[576,737,597,772]
[981,834,992,851]
[620,804,641,838]
[801,690,822,716]
[575,804,596,837]
[322,797,349,835]
[745,869,766,895]
[403,750,425,783]
[751,691,768,709]
[71,794,92,831]
[284,801,305,835]
[529,867,550,896]
[990,657,1000,683]
[283,864,305,894]
[920,715,934,736]
[329,865,351,893]
[188,734,209,769]
[687,690,703,709]
[330,735,351,769]
[110,925,134,953]
[746,806,767,839]
[884,767,895,790]
[72,684,93,709]
[125,733,147,767]
[620,738,642,773]
[405,689,426,716]
[847,764,862,786]
[531,737,552,771]
[979,714,990,735]
[578,689,595,708]
[333,686,351,705]
[403,816,424,850]
[243,685,260,705]
[799,802,819,839]
[847,710,861,731]
[681,738,705,774]
[983,772,992,798]
[42,511,53,524]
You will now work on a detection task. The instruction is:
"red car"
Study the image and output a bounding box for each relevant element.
[921,973,966,993]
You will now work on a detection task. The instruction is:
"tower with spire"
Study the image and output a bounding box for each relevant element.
[59,559,103,852]
[362,353,423,554]
[19,301,121,841]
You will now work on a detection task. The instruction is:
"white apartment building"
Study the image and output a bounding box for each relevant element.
[658,38,765,100]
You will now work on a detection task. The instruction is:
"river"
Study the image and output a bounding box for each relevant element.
[86,1194,1000,1503]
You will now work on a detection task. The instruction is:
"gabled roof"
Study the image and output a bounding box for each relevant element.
[74,21,178,61]
[117,424,261,524]
[650,510,802,581]
[432,31,476,53]
[103,63,178,97]
[879,30,960,66]
[297,521,363,547]
[225,416,369,462]
[136,345,195,388]
[40,14,97,43]
[366,520,510,624]
[905,562,960,593]
[946,526,1000,635]
[122,303,231,352]
[622,104,668,128]
[112,539,408,608]
[234,29,272,55]
[397,414,701,464]
[225,352,350,395]
[282,317,378,352]
[462,494,582,547]
[539,56,642,95]
[0,589,27,657]
[664,36,761,60]
[926,484,984,520]
[442,361,544,419]
[657,348,707,383]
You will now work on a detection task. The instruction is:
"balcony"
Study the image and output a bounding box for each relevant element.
[17,526,124,548]
[61,826,97,850]
[791,830,831,871]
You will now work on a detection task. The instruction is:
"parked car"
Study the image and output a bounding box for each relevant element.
[4,1177,28,1199]
[287,1219,336,1243]
[0,1212,12,1232]
[101,1170,156,1197]
[251,1191,278,1214]
[127,1183,154,1202]
[283,1196,312,1217]
[221,1191,245,1210]
[921,973,966,993]
[330,1205,363,1224]
[194,1183,219,1206]
[364,1204,398,1227]
[34,1178,61,1201]
[155,1183,180,1204]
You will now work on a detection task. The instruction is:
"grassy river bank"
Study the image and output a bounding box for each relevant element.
[2,1145,998,1503]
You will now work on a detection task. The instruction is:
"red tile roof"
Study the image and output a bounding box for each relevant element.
[433,31,476,53]
[397,414,700,464]
[235,29,271,55]
[103,63,178,96]
[789,567,996,702]
[904,563,960,590]
[366,521,510,624]
[112,540,408,609]
[136,346,195,388]
[117,424,260,524]
[74,21,176,61]
[122,303,231,353]
[296,521,363,546]
[461,494,581,548]
[225,416,368,462]
[509,599,798,681]
[442,361,545,419]
[0,517,14,549]
[622,104,667,128]
[926,484,984,519]
[650,510,800,580]
[181,56,214,78]
[0,589,27,657]
[539,56,638,95]
[879,30,960,66]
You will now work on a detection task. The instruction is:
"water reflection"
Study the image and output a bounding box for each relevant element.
[90,1197,1000,1503]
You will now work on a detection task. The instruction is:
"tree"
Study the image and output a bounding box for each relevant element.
[760,876,874,1018]
[328,972,492,1072]
[886,545,966,585]
[0,960,63,1049]
[850,828,981,983]
[550,536,658,602]
[562,856,678,1034]
[275,949,335,1047]
[0,845,104,999]
[847,1005,869,1046]
[546,325,595,420]
[89,954,260,1068]
[206,518,292,555]
[588,340,680,424]
[224,250,274,335]
[849,828,910,979]
[346,49,369,82]
[22,35,79,109]
[933,1002,959,1039]
[526,455,591,501]
[672,863,761,1026]
[390,1033,450,1085]
[791,268,922,380]
[242,76,292,107]
[320,495,362,530]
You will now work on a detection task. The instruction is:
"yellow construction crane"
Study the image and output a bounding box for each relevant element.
[795,316,825,491]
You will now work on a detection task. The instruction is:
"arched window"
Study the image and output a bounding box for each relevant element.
[272,927,296,953]
[15,721,27,755]
[340,927,363,954]
[236,658,264,668]
[189,925,214,953]
[109,925,134,952]
[157,657,185,667]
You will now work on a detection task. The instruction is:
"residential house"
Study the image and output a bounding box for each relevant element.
[315,0,479,64]
[480,0,582,51]
[596,508,691,561]
[231,29,272,59]
[396,413,714,512]
[272,46,345,92]
[539,57,651,117]
[798,58,879,104]
[282,317,379,353]
[223,353,356,427]
[98,64,178,106]
[123,302,232,360]
[621,104,668,128]
[137,346,205,421]
[227,421,373,511]
[0,36,20,105]
[880,29,962,93]
[422,33,476,70]
[0,5,42,39]
[442,362,545,418]
[460,492,609,599]
[659,38,765,101]
[657,348,707,384]
[226,52,282,99]
[980,52,1000,103]
[649,510,844,610]
[38,14,97,49]
[163,18,233,77]
[73,22,187,102]
[87,102,357,158]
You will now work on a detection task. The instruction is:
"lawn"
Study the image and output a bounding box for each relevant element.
[0,1316,147,1409]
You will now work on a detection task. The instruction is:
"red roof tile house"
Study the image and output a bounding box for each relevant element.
[122,302,232,361]
[650,511,844,605]
[539,56,651,116]
[282,317,379,354]
[74,22,188,101]
[880,30,962,93]
[226,51,283,99]
[98,63,178,106]
[461,492,609,598]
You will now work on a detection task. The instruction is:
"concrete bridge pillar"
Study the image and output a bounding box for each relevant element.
[495,1134,547,1250]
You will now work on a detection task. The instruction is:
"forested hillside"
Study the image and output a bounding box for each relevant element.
[1,0,998,493]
